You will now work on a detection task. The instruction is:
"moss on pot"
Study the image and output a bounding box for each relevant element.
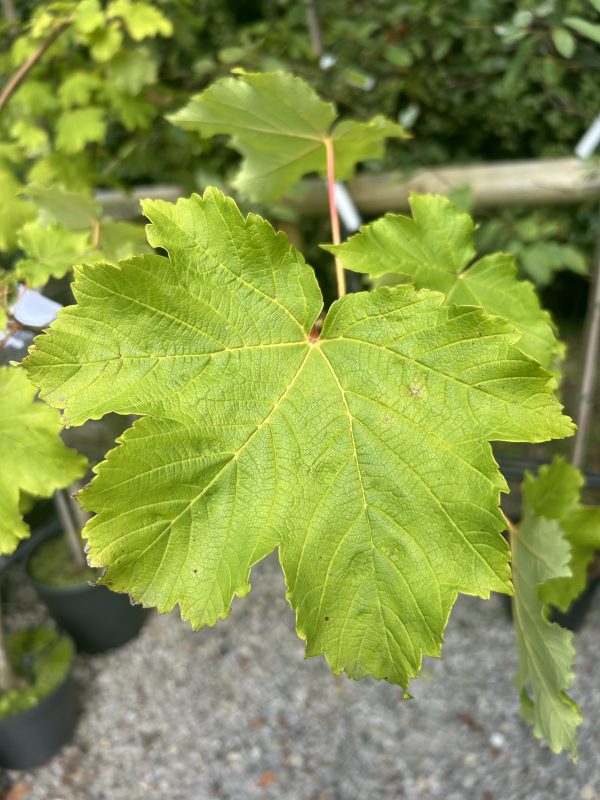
[0,628,74,719]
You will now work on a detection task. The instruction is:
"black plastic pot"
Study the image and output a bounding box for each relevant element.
[26,524,149,654]
[0,652,77,769]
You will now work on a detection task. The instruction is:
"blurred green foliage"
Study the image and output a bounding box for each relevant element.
[0,0,599,294]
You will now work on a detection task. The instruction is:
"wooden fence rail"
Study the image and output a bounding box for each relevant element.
[96,157,600,219]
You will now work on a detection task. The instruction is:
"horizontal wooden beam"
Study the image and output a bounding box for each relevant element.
[289,158,600,216]
[96,158,600,220]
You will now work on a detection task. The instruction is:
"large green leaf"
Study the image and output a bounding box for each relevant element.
[511,461,588,760]
[0,366,87,555]
[168,71,408,202]
[522,457,600,612]
[25,190,573,688]
[327,194,560,369]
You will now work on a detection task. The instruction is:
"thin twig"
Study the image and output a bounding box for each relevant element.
[0,319,21,352]
[324,138,346,298]
[0,0,17,23]
[54,490,87,570]
[0,17,71,114]
[303,0,324,57]
[503,512,518,537]
[572,207,600,470]
[91,218,101,248]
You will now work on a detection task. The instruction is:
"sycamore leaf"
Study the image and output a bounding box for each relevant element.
[25,185,101,231]
[97,221,151,262]
[168,71,408,202]
[105,47,158,94]
[16,222,91,287]
[520,242,587,287]
[89,26,123,62]
[0,171,36,251]
[55,107,107,154]
[25,190,573,689]
[107,0,173,40]
[0,366,87,555]
[72,0,105,35]
[59,71,102,108]
[512,469,583,759]
[522,457,600,612]
[328,194,559,370]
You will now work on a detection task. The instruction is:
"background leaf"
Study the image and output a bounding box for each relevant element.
[511,459,589,760]
[0,366,87,555]
[16,222,91,287]
[168,71,408,202]
[523,457,600,612]
[328,194,560,369]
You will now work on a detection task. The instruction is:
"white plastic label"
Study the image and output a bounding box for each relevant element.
[11,288,62,328]
[576,114,600,159]
[334,183,363,233]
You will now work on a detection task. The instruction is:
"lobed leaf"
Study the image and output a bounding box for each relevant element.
[16,222,91,287]
[168,71,408,202]
[511,460,587,759]
[522,457,600,612]
[25,190,573,689]
[0,366,87,555]
[327,194,560,369]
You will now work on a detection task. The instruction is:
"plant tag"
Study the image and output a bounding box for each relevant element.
[575,113,600,159]
[12,288,62,328]
[334,182,363,232]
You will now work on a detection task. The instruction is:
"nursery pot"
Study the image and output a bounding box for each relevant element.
[0,631,78,769]
[0,667,77,769]
[26,524,149,654]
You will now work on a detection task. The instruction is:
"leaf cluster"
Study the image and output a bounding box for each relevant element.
[511,456,600,759]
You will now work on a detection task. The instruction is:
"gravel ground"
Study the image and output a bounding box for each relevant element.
[2,553,600,800]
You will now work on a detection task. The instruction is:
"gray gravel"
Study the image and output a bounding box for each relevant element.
[3,553,600,800]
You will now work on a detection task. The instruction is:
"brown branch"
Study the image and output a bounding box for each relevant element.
[503,512,518,537]
[91,218,101,248]
[0,17,71,114]
[0,318,21,352]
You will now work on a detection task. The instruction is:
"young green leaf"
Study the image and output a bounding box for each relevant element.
[25,190,573,689]
[0,171,36,252]
[55,107,107,154]
[168,71,408,202]
[97,221,151,262]
[327,194,560,369]
[107,0,173,41]
[0,366,87,556]
[522,457,600,612]
[25,185,101,231]
[16,222,91,287]
[511,459,592,760]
